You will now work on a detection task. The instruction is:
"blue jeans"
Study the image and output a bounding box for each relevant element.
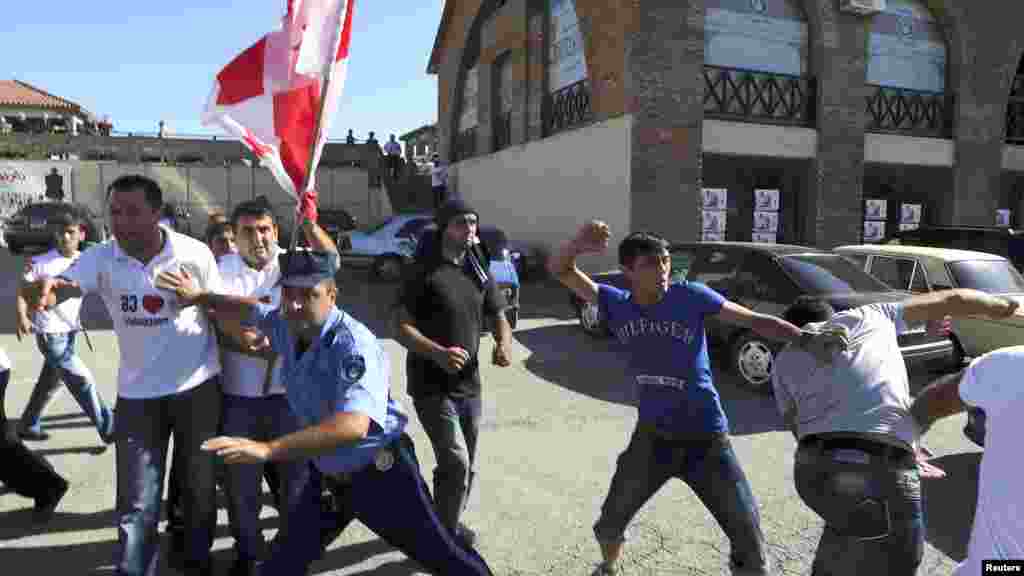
[115,379,221,576]
[21,332,113,441]
[593,424,769,575]
[221,394,310,562]
[413,393,482,534]
[794,441,924,576]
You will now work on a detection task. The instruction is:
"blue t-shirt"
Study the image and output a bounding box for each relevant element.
[252,305,408,474]
[598,282,728,435]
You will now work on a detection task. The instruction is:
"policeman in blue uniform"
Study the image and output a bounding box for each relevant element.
[155,250,493,576]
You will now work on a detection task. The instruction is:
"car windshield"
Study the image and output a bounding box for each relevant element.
[780,254,892,294]
[949,260,1024,293]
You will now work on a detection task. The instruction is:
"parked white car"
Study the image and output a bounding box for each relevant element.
[835,244,1024,363]
[337,213,434,280]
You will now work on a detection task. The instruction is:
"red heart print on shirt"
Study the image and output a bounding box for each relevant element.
[142,294,165,315]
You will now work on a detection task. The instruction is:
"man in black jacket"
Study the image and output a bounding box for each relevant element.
[393,199,514,547]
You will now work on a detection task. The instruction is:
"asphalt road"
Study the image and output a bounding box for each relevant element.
[0,248,982,575]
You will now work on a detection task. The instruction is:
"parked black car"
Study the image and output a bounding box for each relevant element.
[569,242,954,394]
[884,225,1024,272]
[4,202,106,254]
[318,208,358,237]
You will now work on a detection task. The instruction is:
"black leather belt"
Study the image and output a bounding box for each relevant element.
[800,434,913,464]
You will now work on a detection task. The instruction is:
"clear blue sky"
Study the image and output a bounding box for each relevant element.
[1,1,442,145]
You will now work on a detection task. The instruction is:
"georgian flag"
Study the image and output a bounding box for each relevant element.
[202,0,355,198]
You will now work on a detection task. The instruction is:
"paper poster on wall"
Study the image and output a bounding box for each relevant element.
[703,210,727,234]
[865,199,888,221]
[996,209,1012,227]
[752,232,777,243]
[753,211,779,233]
[702,232,726,242]
[899,223,919,231]
[702,188,728,210]
[0,161,72,220]
[754,189,780,212]
[864,220,886,242]
[900,203,922,224]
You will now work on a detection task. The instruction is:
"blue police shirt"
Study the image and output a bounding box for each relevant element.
[597,281,729,435]
[252,305,408,474]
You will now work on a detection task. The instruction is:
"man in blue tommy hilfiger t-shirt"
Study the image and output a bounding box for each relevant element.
[549,222,806,576]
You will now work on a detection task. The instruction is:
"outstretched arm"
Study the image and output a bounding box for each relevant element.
[901,289,1019,324]
[910,370,968,436]
[715,301,803,343]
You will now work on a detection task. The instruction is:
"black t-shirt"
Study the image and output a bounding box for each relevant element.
[399,234,506,398]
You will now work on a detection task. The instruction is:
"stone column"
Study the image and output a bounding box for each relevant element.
[627,0,704,242]
[804,9,869,248]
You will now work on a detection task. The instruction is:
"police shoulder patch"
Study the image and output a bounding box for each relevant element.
[342,354,366,382]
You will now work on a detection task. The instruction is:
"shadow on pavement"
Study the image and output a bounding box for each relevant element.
[922,451,982,563]
[34,445,109,457]
[40,412,90,422]
[516,323,787,436]
[516,323,635,407]
[313,537,424,575]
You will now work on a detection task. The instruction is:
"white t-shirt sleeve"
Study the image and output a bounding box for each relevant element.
[60,246,102,294]
[869,302,908,334]
[199,248,224,294]
[958,350,1018,414]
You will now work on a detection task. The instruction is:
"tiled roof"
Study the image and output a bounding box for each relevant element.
[0,80,83,112]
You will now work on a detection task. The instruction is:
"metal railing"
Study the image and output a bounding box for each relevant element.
[543,78,593,136]
[455,127,478,161]
[1006,75,1024,145]
[703,65,815,127]
[493,111,512,152]
[866,85,953,138]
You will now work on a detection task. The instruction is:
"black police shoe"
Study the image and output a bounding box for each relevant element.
[33,479,69,523]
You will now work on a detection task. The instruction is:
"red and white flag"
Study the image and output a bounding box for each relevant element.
[203,0,355,198]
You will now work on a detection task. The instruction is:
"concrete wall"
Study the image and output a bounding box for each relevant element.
[67,162,392,234]
[452,114,630,272]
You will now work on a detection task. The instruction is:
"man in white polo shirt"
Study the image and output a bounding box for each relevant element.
[213,196,337,576]
[24,174,223,576]
[911,345,1024,576]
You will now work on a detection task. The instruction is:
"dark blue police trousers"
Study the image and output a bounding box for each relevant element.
[261,433,493,576]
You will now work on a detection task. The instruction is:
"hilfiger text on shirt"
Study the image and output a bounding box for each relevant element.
[614,319,697,345]
[124,317,170,327]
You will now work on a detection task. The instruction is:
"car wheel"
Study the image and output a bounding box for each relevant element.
[372,255,404,282]
[730,331,776,395]
[577,300,606,337]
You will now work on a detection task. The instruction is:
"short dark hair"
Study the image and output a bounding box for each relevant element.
[205,221,233,244]
[618,232,670,268]
[51,210,83,228]
[107,174,162,211]
[783,296,835,328]
[230,198,277,227]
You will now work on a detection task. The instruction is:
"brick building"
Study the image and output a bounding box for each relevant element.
[428,0,1024,263]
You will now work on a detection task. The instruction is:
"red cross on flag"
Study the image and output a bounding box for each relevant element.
[203,0,355,199]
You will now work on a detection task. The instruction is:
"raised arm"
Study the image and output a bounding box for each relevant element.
[546,220,610,304]
[154,269,260,324]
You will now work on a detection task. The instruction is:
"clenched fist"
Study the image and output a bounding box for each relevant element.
[574,220,611,254]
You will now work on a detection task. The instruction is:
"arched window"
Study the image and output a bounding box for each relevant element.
[867,0,946,93]
[704,0,809,77]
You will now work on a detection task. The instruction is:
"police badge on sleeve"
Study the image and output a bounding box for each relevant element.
[375,448,395,472]
[342,354,366,382]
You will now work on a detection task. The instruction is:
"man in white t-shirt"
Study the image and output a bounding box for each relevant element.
[24,175,224,576]
[773,291,1019,576]
[211,196,337,576]
[15,210,114,444]
[911,345,1024,576]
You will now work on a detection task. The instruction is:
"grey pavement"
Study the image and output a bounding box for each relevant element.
[0,249,979,575]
